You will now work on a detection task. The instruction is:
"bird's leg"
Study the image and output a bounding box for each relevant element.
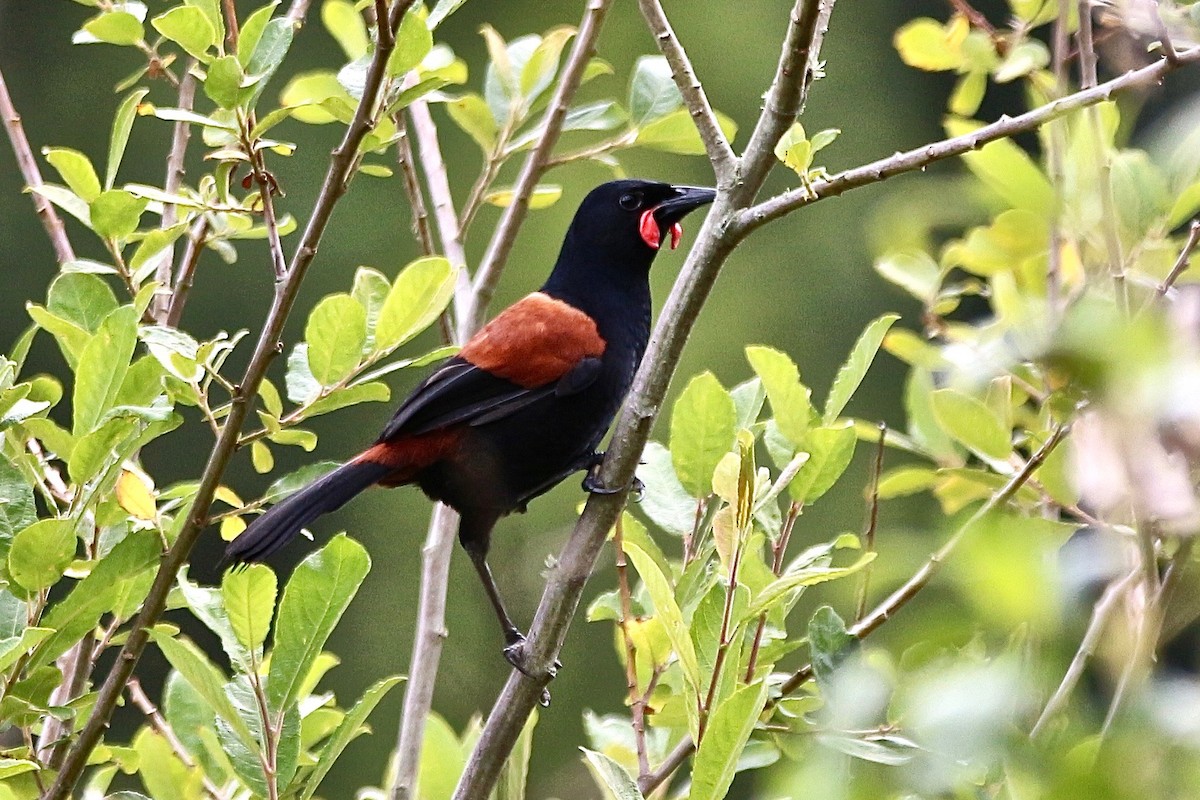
[581,451,645,500]
[458,515,559,703]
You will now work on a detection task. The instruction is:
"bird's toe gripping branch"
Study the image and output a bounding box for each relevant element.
[581,452,646,500]
[502,633,560,708]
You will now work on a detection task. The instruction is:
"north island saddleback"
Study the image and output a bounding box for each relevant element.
[224,179,717,677]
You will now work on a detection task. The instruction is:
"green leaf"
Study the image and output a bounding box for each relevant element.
[80,11,144,46]
[268,534,370,714]
[635,109,737,156]
[73,305,138,436]
[447,93,498,151]
[874,250,941,300]
[387,5,433,76]
[205,55,245,109]
[824,314,899,424]
[428,0,467,28]
[690,681,769,800]
[89,190,148,240]
[484,184,562,209]
[36,530,159,665]
[299,675,404,800]
[808,605,854,687]
[251,440,273,473]
[581,748,643,800]
[774,122,812,174]
[994,39,1049,83]
[237,2,277,68]
[133,728,202,800]
[877,466,940,499]
[222,564,276,653]
[496,709,538,800]
[321,0,368,59]
[622,540,700,693]
[305,294,367,386]
[930,388,1012,460]
[152,6,217,61]
[352,266,390,351]
[241,18,294,106]
[745,346,813,446]
[788,422,857,504]
[375,256,455,352]
[286,344,321,405]
[520,26,574,100]
[670,372,735,497]
[304,381,390,417]
[8,519,75,592]
[48,273,119,333]
[634,442,698,536]
[417,712,465,800]
[0,627,53,671]
[945,117,1054,216]
[108,88,149,190]
[894,16,966,71]
[151,631,257,748]
[0,757,39,781]
[743,551,876,621]
[628,55,682,125]
[43,147,102,202]
[0,459,37,544]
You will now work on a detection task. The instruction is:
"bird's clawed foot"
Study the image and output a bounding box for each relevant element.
[582,453,645,500]
[502,630,562,708]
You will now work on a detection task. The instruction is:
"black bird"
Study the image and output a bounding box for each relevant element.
[224,179,716,671]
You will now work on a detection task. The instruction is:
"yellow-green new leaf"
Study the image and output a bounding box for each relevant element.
[825,314,899,424]
[670,371,735,497]
[581,748,644,800]
[72,305,138,436]
[745,346,813,446]
[8,520,75,592]
[375,256,455,352]
[622,540,701,693]
[930,388,1012,460]
[222,564,276,653]
[306,293,367,386]
[43,147,102,202]
[152,6,217,62]
[321,0,368,60]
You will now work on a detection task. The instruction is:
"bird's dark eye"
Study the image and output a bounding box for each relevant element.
[618,192,642,211]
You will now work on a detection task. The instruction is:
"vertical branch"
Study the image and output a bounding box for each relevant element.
[154,63,199,323]
[1077,0,1129,313]
[464,0,616,331]
[854,423,886,622]
[42,3,419,796]
[0,63,76,265]
[612,515,652,779]
[1045,0,1072,314]
[393,112,436,257]
[636,0,736,180]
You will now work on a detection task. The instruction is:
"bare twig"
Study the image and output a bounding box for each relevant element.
[744,501,800,684]
[285,0,314,26]
[37,636,94,768]
[43,4,419,796]
[612,515,651,778]
[638,426,1069,795]
[636,0,736,181]
[154,61,198,323]
[0,63,76,264]
[741,47,1200,230]
[464,0,616,332]
[947,0,996,36]
[1031,570,1138,739]
[409,99,472,335]
[221,0,240,52]
[388,504,458,800]
[855,422,886,622]
[166,217,210,328]
[393,112,436,257]
[1157,218,1200,297]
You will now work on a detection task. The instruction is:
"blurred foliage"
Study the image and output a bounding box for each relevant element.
[1,0,1200,799]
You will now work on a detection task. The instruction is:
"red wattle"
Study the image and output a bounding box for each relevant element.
[669,223,682,250]
[638,210,661,249]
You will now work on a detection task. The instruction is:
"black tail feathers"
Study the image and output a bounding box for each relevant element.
[223,460,390,566]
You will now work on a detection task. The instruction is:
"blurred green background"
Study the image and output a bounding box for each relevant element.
[1,1,969,795]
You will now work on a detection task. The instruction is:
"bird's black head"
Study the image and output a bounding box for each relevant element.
[544,180,716,305]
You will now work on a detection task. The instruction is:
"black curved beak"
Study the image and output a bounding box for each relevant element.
[653,185,717,225]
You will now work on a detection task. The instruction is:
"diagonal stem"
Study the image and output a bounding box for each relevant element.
[0,63,76,264]
[41,3,419,796]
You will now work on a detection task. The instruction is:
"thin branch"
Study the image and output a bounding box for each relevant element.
[153,61,198,323]
[636,0,736,181]
[613,515,651,779]
[408,99,472,335]
[43,4,419,796]
[393,111,436,257]
[946,0,996,36]
[0,63,76,264]
[741,47,1200,230]
[221,0,240,53]
[127,678,226,799]
[464,0,616,332]
[638,426,1069,796]
[38,636,95,768]
[166,217,210,327]
[744,501,800,684]
[855,422,886,622]
[738,0,830,196]
[388,503,458,800]
[1030,570,1137,739]
[285,0,314,26]
[1157,218,1200,297]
